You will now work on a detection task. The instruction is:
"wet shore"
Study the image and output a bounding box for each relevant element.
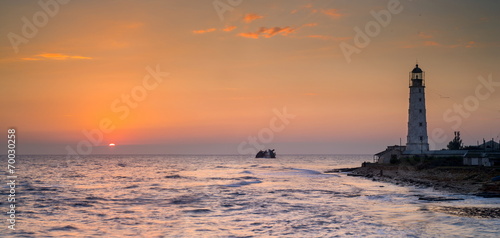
[325,164,500,218]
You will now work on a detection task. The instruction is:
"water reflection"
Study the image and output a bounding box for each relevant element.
[3,155,499,237]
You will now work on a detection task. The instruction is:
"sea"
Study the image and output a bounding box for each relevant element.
[2,154,499,237]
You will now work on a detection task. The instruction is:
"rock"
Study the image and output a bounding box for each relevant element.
[324,168,358,173]
[476,192,500,198]
[479,182,500,196]
[418,196,464,202]
[346,173,364,177]
[347,165,500,196]
[433,206,500,218]
[164,174,182,179]
[256,149,276,158]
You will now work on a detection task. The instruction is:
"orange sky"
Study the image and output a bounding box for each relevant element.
[1,0,499,155]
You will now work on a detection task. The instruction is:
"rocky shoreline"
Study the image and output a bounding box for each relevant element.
[325,164,500,218]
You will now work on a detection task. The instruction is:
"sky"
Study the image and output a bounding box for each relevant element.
[1,0,499,155]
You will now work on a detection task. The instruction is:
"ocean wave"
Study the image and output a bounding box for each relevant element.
[223,180,263,187]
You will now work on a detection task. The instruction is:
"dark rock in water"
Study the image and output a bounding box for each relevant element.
[239,176,259,180]
[476,192,500,198]
[324,168,358,173]
[49,225,79,231]
[71,201,95,207]
[184,208,212,213]
[256,149,276,158]
[164,174,182,179]
[433,206,500,218]
[418,196,464,202]
[170,195,200,204]
[346,173,364,177]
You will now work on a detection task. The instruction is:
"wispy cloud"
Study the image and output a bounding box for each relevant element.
[193,26,236,34]
[291,3,313,14]
[465,41,476,48]
[302,23,318,27]
[238,26,296,39]
[192,28,217,34]
[321,9,344,19]
[22,53,92,61]
[237,22,318,39]
[418,32,433,39]
[290,4,345,19]
[400,40,474,49]
[20,57,41,61]
[423,41,440,46]
[243,13,264,23]
[422,41,462,48]
[222,26,237,32]
[238,32,260,39]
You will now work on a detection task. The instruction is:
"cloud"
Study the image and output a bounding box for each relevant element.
[466,41,476,48]
[291,3,313,14]
[400,40,471,49]
[420,39,479,48]
[238,32,260,39]
[66,55,92,60]
[261,27,295,37]
[423,41,440,46]
[22,53,92,61]
[291,4,344,19]
[302,23,318,27]
[321,9,344,19]
[192,26,236,34]
[243,13,264,23]
[20,57,41,61]
[303,3,314,9]
[239,26,296,39]
[418,32,433,39]
[192,28,217,34]
[222,26,237,32]
[422,41,460,48]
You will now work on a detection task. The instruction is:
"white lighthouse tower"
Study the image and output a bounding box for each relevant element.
[406,64,429,154]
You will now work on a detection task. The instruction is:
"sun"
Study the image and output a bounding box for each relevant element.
[108,143,116,147]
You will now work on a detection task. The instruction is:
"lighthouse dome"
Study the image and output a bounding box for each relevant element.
[412,64,422,73]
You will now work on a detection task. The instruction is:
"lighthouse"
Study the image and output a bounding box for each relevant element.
[406,64,429,154]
